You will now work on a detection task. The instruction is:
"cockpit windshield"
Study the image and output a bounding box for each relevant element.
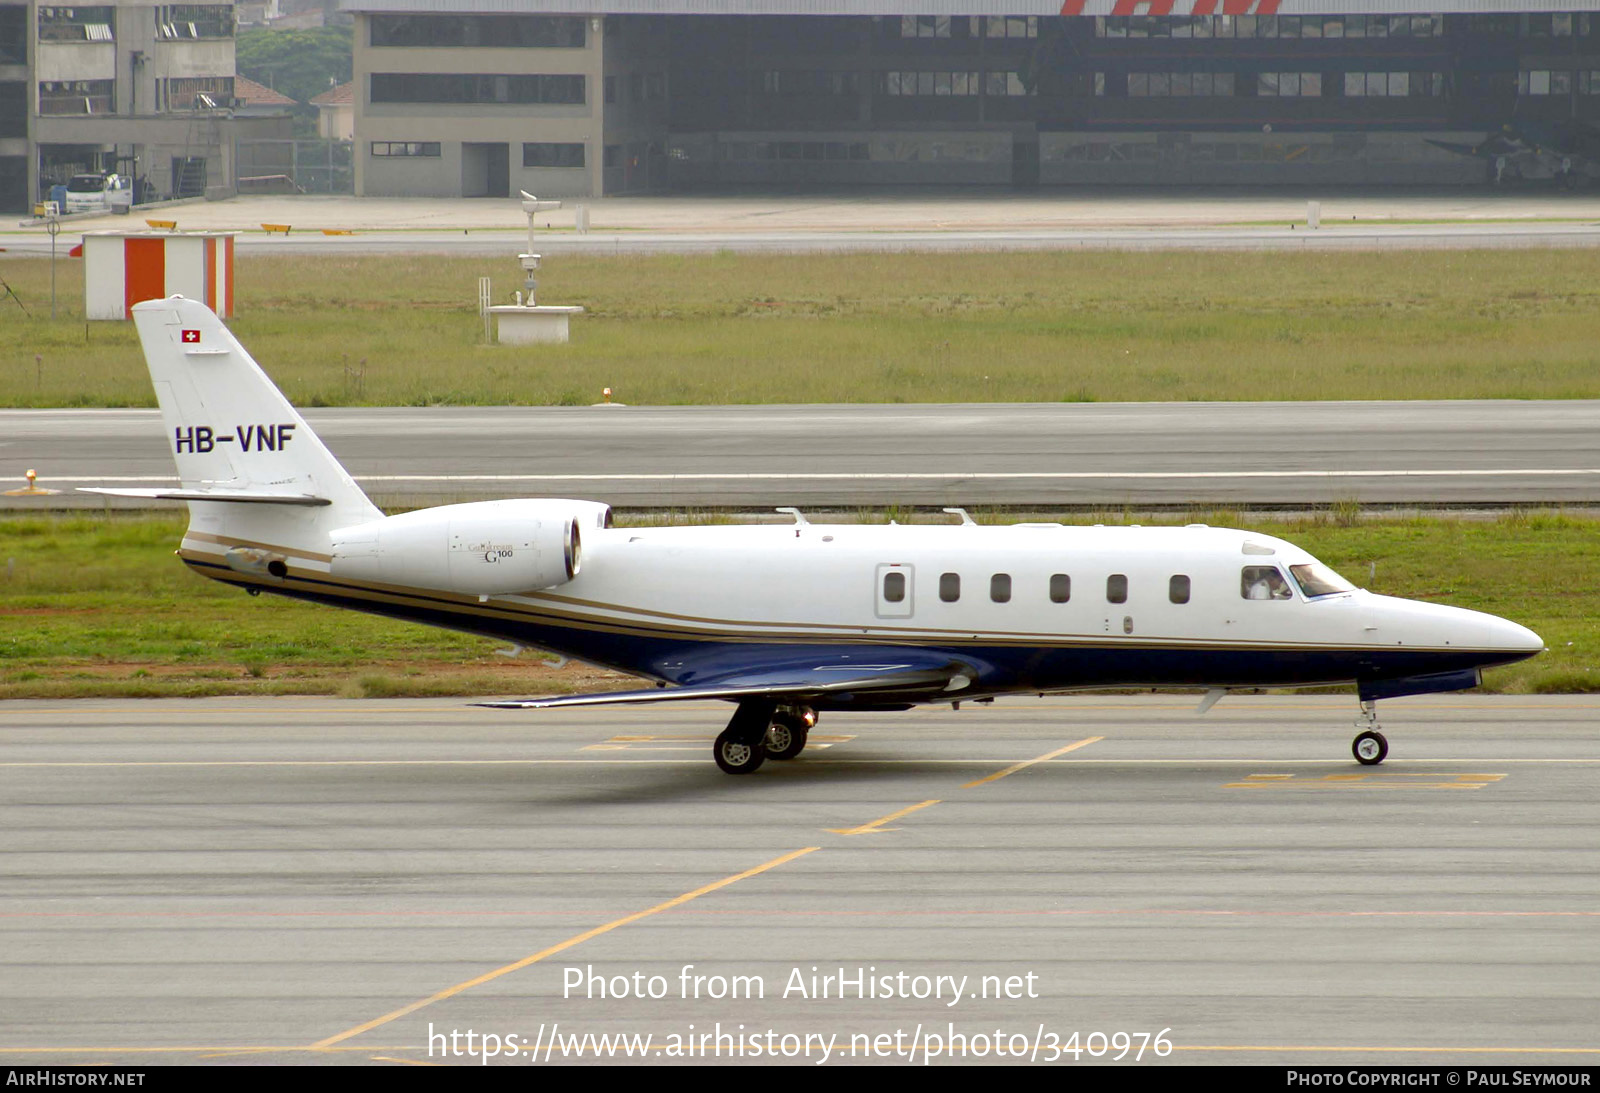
[1290,562,1356,598]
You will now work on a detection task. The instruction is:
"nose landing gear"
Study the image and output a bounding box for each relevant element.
[1352,700,1388,765]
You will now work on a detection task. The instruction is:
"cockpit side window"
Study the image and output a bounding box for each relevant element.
[1290,562,1356,598]
[1241,565,1293,601]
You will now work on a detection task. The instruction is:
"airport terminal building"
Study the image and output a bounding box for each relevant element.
[343,1,1600,198]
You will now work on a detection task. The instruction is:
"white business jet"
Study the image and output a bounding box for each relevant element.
[88,297,1545,774]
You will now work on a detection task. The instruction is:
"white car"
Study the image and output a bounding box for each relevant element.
[62,173,131,214]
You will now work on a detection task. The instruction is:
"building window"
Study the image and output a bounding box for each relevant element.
[522,142,584,168]
[1520,70,1580,96]
[37,6,115,42]
[370,74,585,106]
[161,76,233,110]
[990,574,1011,603]
[885,71,976,97]
[1344,72,1444,98]
[1257,72,1321,97]
[940,573,961,603]
[155,5,233,40]
[899,15,951,39]
[1,8,27,62]
[1169,575,1191,605]
[719,140,868,163]
[1097,15,1440,40]
[1049,574,1070,604]
[0,83,25,137]
[986,72,1029,97]
[371,141,441,158]
[370,14,585,48]
[1128,72,1236,98]
[1107,574,1127,605]
[759,70,861,97]
[38,79,114,115]
[984,16,1037,39]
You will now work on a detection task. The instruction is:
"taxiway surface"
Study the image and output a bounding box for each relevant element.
[7,400,1599,509]
[1,695,1596,1066]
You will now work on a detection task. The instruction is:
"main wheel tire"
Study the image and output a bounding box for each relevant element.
[714,727,767,775]
[1353,730,1388,766]
[764,714,808,761]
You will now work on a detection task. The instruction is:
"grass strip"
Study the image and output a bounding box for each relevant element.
[4,249,1599,406]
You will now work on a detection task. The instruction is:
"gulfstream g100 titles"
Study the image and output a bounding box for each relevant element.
[93,297,1545,774]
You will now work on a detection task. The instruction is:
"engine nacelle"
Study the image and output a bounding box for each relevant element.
[329,499,610,597]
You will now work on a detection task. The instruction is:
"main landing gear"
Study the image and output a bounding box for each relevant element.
[1352,699,1389,766]
[713,702,818,774]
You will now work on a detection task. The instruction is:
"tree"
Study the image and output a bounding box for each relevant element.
[236,26,352,135]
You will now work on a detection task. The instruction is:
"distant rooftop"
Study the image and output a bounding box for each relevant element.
[234,75,298,108]
[312,81,354,107]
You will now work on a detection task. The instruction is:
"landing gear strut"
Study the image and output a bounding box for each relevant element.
[764,706,816,762]
[1352,700,1388,766]
[714,700,775,775]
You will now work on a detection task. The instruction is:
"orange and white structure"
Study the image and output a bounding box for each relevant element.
[82,231,236,322]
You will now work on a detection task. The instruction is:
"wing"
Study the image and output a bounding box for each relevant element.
[476,652,976,710]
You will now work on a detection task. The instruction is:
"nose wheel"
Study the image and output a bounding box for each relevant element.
[1352,730,1388,765]
[1351,700,1388,765]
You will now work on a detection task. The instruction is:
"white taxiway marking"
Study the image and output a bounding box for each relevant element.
[31,469,1600,485]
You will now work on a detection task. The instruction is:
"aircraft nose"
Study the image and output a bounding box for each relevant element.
[1491,615,1545,656]
[1382,597,1545,663]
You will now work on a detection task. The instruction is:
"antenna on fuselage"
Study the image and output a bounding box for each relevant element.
[942,507,977,526]
[776,507,809,526]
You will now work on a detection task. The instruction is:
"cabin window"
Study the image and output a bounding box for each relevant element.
[883,571,906,603]
[1169,574,1191,604]
[940,572,961,602]
[1241,565,1293,600]
[990,573,1012,603]
[1107,574,1128,604]
[1049,573,1070,603]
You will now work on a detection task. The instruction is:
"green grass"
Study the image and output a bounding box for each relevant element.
[3,249,1599,406]
[0,509,1590,697]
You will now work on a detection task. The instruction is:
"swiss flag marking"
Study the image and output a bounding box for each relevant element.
[181,330,201,343]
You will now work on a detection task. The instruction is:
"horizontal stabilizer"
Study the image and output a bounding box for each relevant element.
[78,487,331,506]
[478,657,973,710]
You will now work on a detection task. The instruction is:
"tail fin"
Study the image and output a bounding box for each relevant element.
[114,295,381,529]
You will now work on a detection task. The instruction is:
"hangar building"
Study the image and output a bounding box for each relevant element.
[344,1,1599,197]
